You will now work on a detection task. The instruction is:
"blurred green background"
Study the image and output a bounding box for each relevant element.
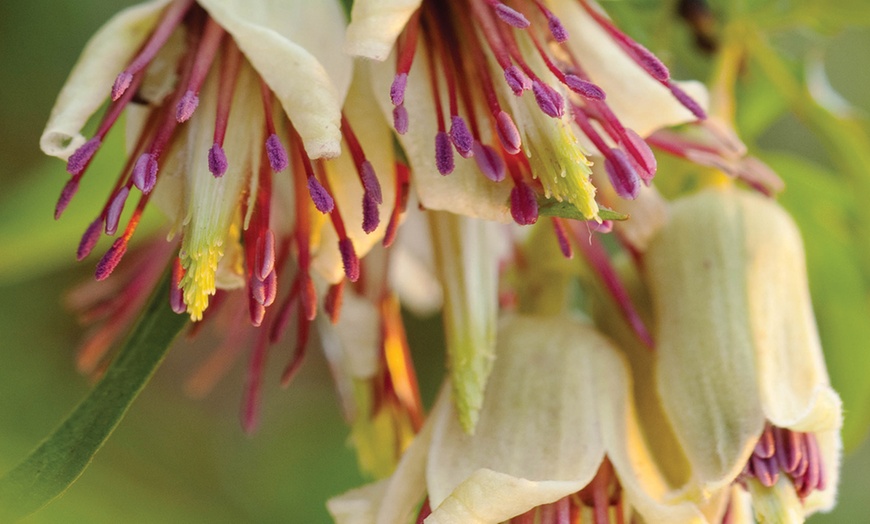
[1,0,869,522]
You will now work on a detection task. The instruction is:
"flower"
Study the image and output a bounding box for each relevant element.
[345,0,708,223]
[328,315,707,524]
[644,187,842,520]
[41,0,399,324]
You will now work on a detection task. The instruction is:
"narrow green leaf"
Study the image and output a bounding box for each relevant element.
[537,199,629,222]
[0,271,187,521]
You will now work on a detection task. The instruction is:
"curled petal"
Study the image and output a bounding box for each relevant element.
[345,0,423,60]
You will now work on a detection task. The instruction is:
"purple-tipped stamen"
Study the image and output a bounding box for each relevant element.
[176,90,200,123]
[605,148,640,200]
[449,116,474,158]
[132,153,158,194]
[390,73,408,106]
[564,75,605,100]
[67,138,102,176]
[532,81,564,118]
[95,238,128,281]
[494,3,530,29]
[362,193,380,234]
[338,237,360,282]
[251,271,277,307]
[111,71,134,102]
[208,143,228,177]
[359,160,383,204]
[307,176,335,214]
[393,105,409,134]
[265,133,289,172]
[621,128,657,182]
[435,131,454,175]
[256,230,275,281]
[547,13,568,42]
[472,142,506,182]
[496,111,521,155]
[504,65,532,96]
[509,182,538,225]
[630,41,670,83]
[77,218,103,261]
[55,179,80,220]
[105,187,130,236]
[668,81,707,120]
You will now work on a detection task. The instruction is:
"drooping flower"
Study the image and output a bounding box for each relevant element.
[644,187,842,521]
[328,315,707,524]
[41,0,398,325]
[345,0,708,223]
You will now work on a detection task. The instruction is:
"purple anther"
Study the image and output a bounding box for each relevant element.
[256,230,275,280]
[472,142,506,182]
[360,160,382,204]
[751,455,779,488]
[67,138,102,176]
[208,143,228,177]
[362,193,379,234]
[668,81,707,120]
[605,148,640,200]
[393,105,409,134]
[111,71,134,101]
[390,73,408,106]
[265,133,289,172]
[105,186,130,236]
[630,42,670,82]
[95,238,128,281]
[504,66,532,97]
[176,89,199,123]
[622,128,656,181]
[552,220,572,259]
[589,220,613,233]
[55,178,80,220]
[494,3,530,29]
[532,81,564,118]
[435,131,454,175]
[307,176,335,214]
[132,153,158,194]
[77,218,103,261]
[249,296,266,327]
[509,182,538,225]
[169,282,186,314]
[547,14,568,43]
[564,75,605,100]
[449,116,474,158]
[755,427,776,459]
[496,111,522,155]
[251,271,276,307]
[338,237,360,282]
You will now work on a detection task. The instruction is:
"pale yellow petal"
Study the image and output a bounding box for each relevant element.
[199,0,351,159]
[327,480,389,524]
[345,0,422,60]
[40,0,171,159]
[802,428,841,515]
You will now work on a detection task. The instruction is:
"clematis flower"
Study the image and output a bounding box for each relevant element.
[41,0,400,325]
[345,0,708,223]
[328,315,707,524]
[644,187,842,521]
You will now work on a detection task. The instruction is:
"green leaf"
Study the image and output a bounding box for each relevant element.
[537,200,629,222]
[0,271,187,521]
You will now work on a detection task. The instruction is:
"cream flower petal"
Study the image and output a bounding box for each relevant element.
[426,316,608,508]
[199,0,351,159]
[549,0,708,137]
[313,66,397,283]
[646,188,766,491]
[368,55,513,222]
[345,0,422,60]
[802,428,841,515]
[327,480,389,524]
[40,0,171,159]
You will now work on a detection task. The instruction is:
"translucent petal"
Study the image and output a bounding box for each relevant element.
[345,0,422,60]
[199,0,352,158]
[327,480,388,524]
[549,0,708,137]
[40,0,171,159]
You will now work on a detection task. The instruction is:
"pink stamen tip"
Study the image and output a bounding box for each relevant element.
[532,81,564,118]
[67,138,102,176]
[390,73,408,106]
[256,230,276,280]
[553,220,573,259]
[265,134,289,172]
[472,142,506,182]
[393,104,409,134]
[77,218,103,261]
[590,220,613,233]
[362,193,380,234]
[105,187,130,236]
[252,270,277,307]
[548,14,569,42]
[338,238,360,282]
[325,282,345,324]
[307,176,335,214]
[510,182,538,225]
[564,75,605,100]
[249,295,266,327]
[95,238,128,281]
[111,71,134,101]
[496,111,522,155]
[622,128,657,181]
[175,90,199,123]
[360,160,383,204]
[301,274,317,321]
[435,131,455,175]
[170,260,186,314]
[668,81,707,120]
[605,148,640,200]
[504,65,532,96]
[208,143,228,177]
[495,4,530,29]
[631,41,670,82]
[132,153,158,194]
[55,178,80,220]
[449,116,474,158]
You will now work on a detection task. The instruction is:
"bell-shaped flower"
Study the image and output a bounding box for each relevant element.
[328,314,707,524]
[345,0,708,223]
[644,186,842,521]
